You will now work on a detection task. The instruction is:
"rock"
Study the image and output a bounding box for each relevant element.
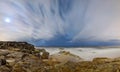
[0,50,10,56]
[59,51,71,55]
[0,59,6,66]
[50,51,83,62]
[0,41,35,52]
[41,51,49,59]
[21,53,29,60]
[33,49,50,59]
[21,49,32,54]
[6,52,24,59]
[0,56,5,59]
[12,61,30,72]
[6,58,16,66]
[1,42,120,72]
[0,66,11,72]
[12,56,42,72]
[93,57,113,64]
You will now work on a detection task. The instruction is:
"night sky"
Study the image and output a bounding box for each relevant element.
[0,0,120,46]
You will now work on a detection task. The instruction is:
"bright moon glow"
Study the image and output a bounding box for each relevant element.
[5,18,11,23]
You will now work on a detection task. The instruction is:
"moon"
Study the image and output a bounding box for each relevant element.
[4,18,11,23]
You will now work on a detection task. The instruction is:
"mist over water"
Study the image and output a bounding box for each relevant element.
[0,0,120,46]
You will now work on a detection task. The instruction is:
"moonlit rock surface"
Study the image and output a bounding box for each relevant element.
[0,0,120,46]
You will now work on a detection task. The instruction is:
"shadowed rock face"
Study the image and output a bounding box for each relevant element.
[0,41,35,51]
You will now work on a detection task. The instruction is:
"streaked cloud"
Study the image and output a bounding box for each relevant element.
[0,0,120,46]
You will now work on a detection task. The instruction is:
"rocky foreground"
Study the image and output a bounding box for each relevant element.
[0,42,120,72]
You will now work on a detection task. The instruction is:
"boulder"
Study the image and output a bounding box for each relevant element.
[41,51,49,59]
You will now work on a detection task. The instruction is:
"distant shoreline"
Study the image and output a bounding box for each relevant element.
[35,46,120,49]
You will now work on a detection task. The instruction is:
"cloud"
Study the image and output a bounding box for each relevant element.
[73,0,120,42]
[0,0,120,46]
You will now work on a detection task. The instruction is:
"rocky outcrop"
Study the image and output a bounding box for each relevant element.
[1,42,120,72]
[0,41,34,51]
[50,51,83,62]
[0,48,120,72]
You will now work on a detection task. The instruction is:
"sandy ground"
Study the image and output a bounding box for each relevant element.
[36,47,120,61]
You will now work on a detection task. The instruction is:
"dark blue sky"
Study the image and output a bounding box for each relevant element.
[0,0,120,46]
